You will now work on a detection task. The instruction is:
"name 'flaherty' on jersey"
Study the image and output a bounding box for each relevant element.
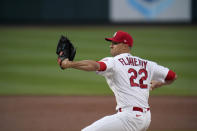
[118,57,148,69]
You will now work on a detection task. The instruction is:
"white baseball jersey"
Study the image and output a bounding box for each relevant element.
[97,53,169,110]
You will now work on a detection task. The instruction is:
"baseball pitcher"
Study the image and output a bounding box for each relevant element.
[56,31,177,131]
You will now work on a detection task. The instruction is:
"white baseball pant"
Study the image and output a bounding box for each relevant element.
[81,107,151,131]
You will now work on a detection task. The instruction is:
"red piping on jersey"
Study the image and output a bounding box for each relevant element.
[96,61,107,71]
[165,70,176,81]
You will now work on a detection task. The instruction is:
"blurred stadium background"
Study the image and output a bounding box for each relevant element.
[0,0,196,96]
[0,0,197,131]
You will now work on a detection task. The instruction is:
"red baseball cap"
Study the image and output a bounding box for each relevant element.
[105,31,133,47]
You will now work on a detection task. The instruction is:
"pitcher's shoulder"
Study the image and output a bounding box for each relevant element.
[100,57,114,61]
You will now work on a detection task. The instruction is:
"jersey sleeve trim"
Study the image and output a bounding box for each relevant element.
[165,70,176,81]
[96,61,107,71]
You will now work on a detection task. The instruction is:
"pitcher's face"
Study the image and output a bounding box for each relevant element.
[110,42,124,56]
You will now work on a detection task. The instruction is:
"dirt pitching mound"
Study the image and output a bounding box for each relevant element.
[0,96,197,131]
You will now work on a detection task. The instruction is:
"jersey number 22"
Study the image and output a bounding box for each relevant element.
[128,68,148,89]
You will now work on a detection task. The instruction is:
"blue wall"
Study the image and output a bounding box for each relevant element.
[0,0,109,24]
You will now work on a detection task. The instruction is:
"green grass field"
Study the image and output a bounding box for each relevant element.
[0,25,197,96]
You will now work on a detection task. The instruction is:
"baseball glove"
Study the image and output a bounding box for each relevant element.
[56,35,76,69]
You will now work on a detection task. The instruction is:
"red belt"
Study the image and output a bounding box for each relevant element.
[119,107,150,112]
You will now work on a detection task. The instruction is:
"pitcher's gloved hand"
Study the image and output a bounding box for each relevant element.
[56,35,76,69]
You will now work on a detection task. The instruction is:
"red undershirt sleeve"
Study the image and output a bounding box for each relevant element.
[165,70,176,81]
[96,61,107,71]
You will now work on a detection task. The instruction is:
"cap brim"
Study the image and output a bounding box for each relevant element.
[105,38,121,43]
[105,38,113,41]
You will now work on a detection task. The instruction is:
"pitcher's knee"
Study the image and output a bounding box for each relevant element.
[81,126,92,131]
